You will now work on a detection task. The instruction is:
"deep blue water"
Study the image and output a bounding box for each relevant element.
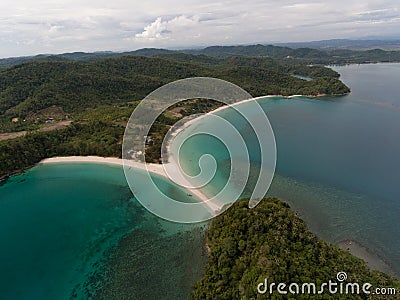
[175,63,400,276]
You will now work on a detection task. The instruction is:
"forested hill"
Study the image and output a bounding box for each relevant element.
[0,54,349,133]
[1,43,400,68]
[191,198,400,299]
[0,51,351,180]
[185,44,400,64]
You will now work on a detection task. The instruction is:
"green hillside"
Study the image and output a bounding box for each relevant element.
[185,44,400,64]
[191,198,400,299]
[0,54,349,133]
[2,44,400,68]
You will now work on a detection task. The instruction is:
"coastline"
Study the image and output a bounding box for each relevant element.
[8,93,396,278]
[39,156,220,213]
[38,96,279,214]
[337,240,396,277]
[0,93,347,184]
[163,95,284,162]
[161,95,396,277]
[164,92,349,161]
[0,167,32,183]
[39,94,348,214]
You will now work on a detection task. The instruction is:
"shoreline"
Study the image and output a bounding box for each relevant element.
[11,91,398,277]
[9,154,400,278]
[161,96,397,277]
[38,97,274,212]
[337,239,397,277]
[39,156,220,213]
[39,94,348,214]
[163,95,287,162]
[164,92,349,159]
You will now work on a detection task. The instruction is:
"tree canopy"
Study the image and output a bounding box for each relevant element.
[191,198,400,299]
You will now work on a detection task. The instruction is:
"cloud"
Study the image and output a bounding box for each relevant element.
[135,17,167,40]
[134,15,200,41]
[0,0,399,57]
[354,8,399,22]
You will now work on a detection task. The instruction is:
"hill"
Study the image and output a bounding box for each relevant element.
[0,54,349,133]
[185,44,400,64]
[191,198,400,299]
[275,39,400,50]
[1,43,400,69]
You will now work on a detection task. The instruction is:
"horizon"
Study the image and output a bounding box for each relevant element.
[1,37,400,60]
[1,0,399,58]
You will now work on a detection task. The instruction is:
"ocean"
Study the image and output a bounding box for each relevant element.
[0,163,207,299]
[174,63,400,276]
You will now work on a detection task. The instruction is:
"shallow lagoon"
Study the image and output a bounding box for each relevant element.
[0,163,206,299]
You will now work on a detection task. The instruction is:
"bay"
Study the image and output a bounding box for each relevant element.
[174,63,400,276]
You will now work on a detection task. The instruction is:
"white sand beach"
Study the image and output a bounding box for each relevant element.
[40,155,164,175]
[40,156,221,212]
[39,96,271,213]
[170,95,272,131]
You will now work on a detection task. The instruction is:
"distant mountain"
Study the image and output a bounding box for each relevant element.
[275,39,400,50]
[0,53,349,128]
[183,44,400,64]
[2,41,400,69]
[182,44,330,59]
[0,48,176,68]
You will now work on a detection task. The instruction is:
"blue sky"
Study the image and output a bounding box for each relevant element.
[0,0,399,57]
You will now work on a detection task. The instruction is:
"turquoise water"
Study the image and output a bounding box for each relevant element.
[0,163,205,299]
[174,63,400,276]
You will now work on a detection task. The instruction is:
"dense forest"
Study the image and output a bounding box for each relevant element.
[1,43,400,67]
[0,53,349,129]
[185,44,400,64]
[0,48,354,179]
[0,99,225,178]
[0,106,131,179]
[191,198,400,299]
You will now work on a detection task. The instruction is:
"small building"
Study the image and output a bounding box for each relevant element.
[11,117,19,123]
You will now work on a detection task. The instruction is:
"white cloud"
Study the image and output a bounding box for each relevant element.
[135,17,167,40]
[134,15,200,41]
[0,0,399,57]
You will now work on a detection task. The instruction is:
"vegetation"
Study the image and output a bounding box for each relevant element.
[1,43,400,68]
[0,54,349,129]
[184,44,400,64]
[145,98,224,163]
[6,44,394,178]
[0,106,132,179]
[0,50,352,179]
[0,98,222,178]
[191,198,400,299]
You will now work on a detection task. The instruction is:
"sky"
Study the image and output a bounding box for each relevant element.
[0,0,399,58]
